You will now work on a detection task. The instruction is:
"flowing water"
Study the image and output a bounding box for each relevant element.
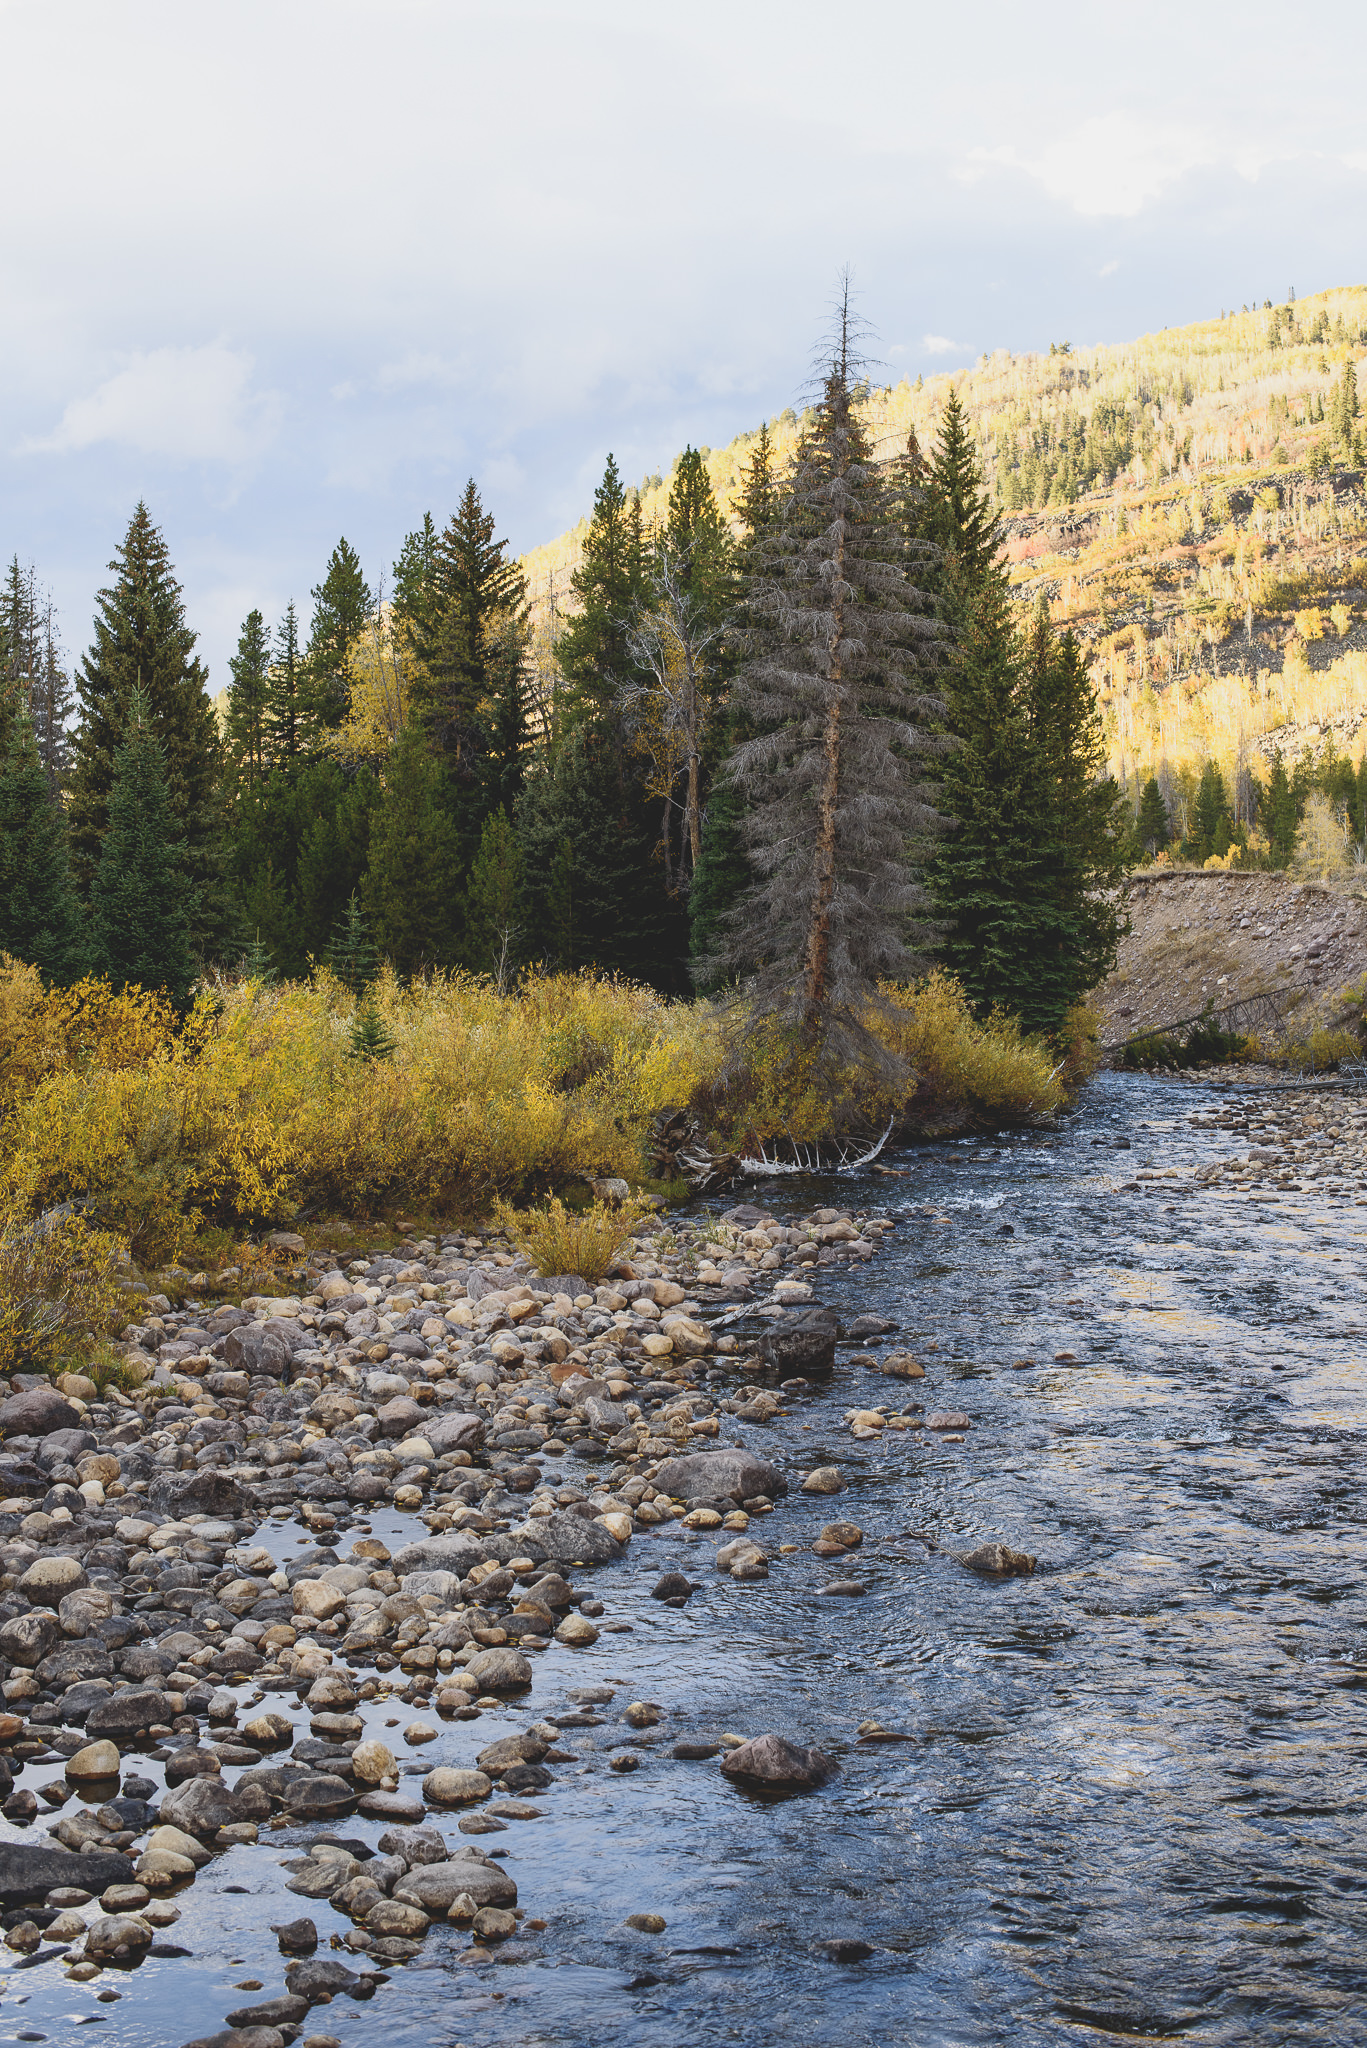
[8,1072,1367,2047]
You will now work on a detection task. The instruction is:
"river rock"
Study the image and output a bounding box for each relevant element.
[515,1508,618,1565]
[365,1899,430,1938]
[159,1774,245,1835]
[422,1768,492,1806]
[653,1448,786,1503]
[819,1936,875,1962]
[0,1387,81,1436]
[351,1740,396,1785]
[182,2031,288,2048]
[757,1308,838,1375]
[284,1774,356,1819]
[377,1823,448,1864]
[801,1467,842,1494]
[357,1790,426,1822]
[0,1842,134,1903]
[650,1572,695,1601]
[720,1732,834,1790]
[0,1611,62,1665]
[556,1613,599,1644]
[84,1911,155,1959]
[954,1542,1036,1576]
[224,1997,310,2030]
[284,1956,364,2001]
[462,1647,532,1693]
[86,1687,174,1736]
[926,1411,971,1432]
[393,1852,517,1911]
[19,1553,87,1604]
[65,1738,121,1781]
[272,1917,318,1952]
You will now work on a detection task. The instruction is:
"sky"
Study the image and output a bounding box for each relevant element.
[3,0,1365,682]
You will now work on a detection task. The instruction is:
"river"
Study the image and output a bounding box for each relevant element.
[9,1070,1366,2048]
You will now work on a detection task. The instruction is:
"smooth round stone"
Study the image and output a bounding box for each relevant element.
[351,1740,397,1785]
[66,1739,121,1782]
[19,1555,87,1605]
[422,1767,493,1806]
[681,1508,722,1529]
[84,1912,154,1958]
[555,1615,599,1647]
[100,1883,151,1912]
[356,1790,426,1822]
[817,1580,867,1597]
[402,1723,437,1745]
[800,1467,843,1494]
[626,1911,667,1933]
[365,1899,430,1938]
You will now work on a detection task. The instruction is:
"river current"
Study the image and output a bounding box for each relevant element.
[9,1071,1366,2048]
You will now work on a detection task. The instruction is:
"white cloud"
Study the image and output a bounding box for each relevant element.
[922,334,958,355]
[1099,260,1120,277]
[1344,151,1367,173]
[963,112,1240,217]
[22,345,278,462]
[376,351,470,394]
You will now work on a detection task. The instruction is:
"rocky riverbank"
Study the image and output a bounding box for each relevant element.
[0,1198,904,2045]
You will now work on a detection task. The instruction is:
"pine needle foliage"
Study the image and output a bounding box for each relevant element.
[706,317,945,1044]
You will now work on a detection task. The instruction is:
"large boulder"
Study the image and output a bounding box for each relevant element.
[389,1531,494,1577]
[422,1411,486,1455]
[514,1508,619,1566]
[393,1851,517,1911]
[283,1774,356,1819]
[0,1841,134,1904]
[720,1732,833,1790]
[86,1687,174,1737]
[0,1387,81,1437]
[461,1647,532,1694]
[756,1308,838,1377]
[224,1325,293,1378]
[150,1470,252,1519]
[0,1610,62,1667]
[159,1774,246,1836]
[652,1448,786,1503]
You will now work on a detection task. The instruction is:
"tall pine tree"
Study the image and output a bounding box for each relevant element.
[225,609,272,789]
[0,700,86,981]
[89,691,196,1006]
[68,504,226,956]
[362,725,464,974]
[306,538,372,732]
[556,456,646,726]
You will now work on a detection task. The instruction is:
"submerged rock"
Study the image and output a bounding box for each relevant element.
[720,1733,834,1790]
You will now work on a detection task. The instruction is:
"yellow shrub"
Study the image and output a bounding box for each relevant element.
[0,966,176,1118]
[493,1194,649,1283]
[872,973,1065,1120]
[1294,607,1325,641]
[0,1212,126,1377]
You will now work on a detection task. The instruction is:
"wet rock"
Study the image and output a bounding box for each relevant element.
[879,1352,925,1380]
[85,1911,155,1959]
[472,1905,518,1940]
[816,1579,866,1596]
[394,1852,518,1911]
[926,1411,971,1432]
[159,1775,245,1836]
[284,1774,356,1820]
[224,1997,311,2029]
[357,1790,426,1822]
[65,1739,121,1782]
[365,1899,429,1938]
[652,1448,786,1503]
[556,1614,599,1645]
[284,1956,365,2002]
[476,1733,549,1773]
[650,1572,695,1601]
[165,1749,223,1786]
[672,1740,722,1760]
[0,1842,134,1904]
[800,1467,842,1494]
[954,1542,1036,1576]
[517,1508,619,1566]
[818,1936,874,1962]
[272,1917,319,1953]
[149,1470,253,1519]
[423,1767,492,1807]
[626,1911,667,1932]
[462,1647,532,1693]
[376,1824,448,1865]
[182,2030,287,2048]
[351,1740,396,1785]
[86,1687,174,1737]
[624,1701,661,1728]
[0,1611,62,1666]
[818,1521,863,1549]
[757,1308,838,1376]
[720,1733,834,1790]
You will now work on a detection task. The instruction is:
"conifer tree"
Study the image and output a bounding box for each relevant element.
[306,538,372,732]
[89,691,196,1006]
[1194,760,1233,857]
[347,998,397,1063]
[710,316,943,1032]
[466,806,523,986]
[1136,776,1170,853]
[267,602,306,765]
[1262,750,1298,866]
[556,455,646,725]
[225,609,272,789]
[326,889,379,993]
[1020,609,1127,1028]
[735,423,781,566]
[68,505,224,955]
[362,725,464,973]
[0,700,87,982]
[667,448,733,609]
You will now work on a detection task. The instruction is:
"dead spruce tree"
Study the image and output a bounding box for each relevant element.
[704,333,944,1089]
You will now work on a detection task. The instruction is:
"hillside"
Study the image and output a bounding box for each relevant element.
[521,285,1367,822]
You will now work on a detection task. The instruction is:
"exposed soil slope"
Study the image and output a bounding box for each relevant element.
[1096,869,1367,1048]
